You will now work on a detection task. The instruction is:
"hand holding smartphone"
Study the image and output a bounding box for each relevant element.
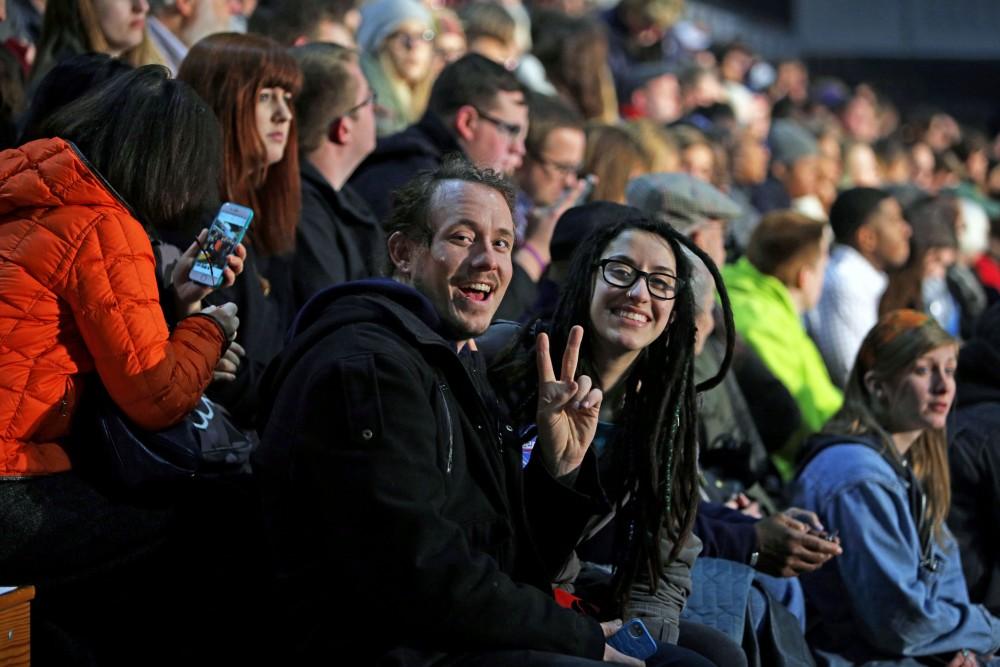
[189,203,254,288]
[608,619,658,661]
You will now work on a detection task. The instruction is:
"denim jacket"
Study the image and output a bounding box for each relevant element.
[792,442,1000,666]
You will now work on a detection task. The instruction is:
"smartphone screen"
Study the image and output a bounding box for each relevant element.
[188,203,254,287]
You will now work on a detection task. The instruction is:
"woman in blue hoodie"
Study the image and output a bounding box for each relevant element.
[794,309,1000,666]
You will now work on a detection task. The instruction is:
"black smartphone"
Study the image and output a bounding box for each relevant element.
[188,202,254,287]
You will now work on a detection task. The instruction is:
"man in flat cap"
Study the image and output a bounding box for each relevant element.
[626,171,741,269]
[625,170,801,472]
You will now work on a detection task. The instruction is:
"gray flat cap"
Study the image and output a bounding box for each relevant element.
[626,172,741,232]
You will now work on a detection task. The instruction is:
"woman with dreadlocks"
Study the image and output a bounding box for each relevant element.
[491,204,742,666]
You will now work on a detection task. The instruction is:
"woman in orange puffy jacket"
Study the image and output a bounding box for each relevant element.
[0,66,245,662]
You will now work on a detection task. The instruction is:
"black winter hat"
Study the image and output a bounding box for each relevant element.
[829,187,892,244]
[550,202,648,263]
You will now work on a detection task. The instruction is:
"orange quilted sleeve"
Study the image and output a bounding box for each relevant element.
[57,208,225,431]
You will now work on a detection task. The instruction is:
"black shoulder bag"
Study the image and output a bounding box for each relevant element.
[69,378,257,501]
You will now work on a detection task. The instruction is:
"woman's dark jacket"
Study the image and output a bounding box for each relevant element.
[949,306,1000,616]
[202,244,295,429]
[253,280,606,663]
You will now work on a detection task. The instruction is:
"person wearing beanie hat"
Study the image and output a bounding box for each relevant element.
[949,300,1000,617]
[357,0,435,137]
[761,119,824,221]
[806,186,912,387]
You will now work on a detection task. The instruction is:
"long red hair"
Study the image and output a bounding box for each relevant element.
[179,33,302,257]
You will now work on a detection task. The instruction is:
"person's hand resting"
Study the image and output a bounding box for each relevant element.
[172,228,247,318]
[213,341,244,383]
[601,620,645,666]
[535,326,603,477]
[753,508,842,577]
[725,492,763,519]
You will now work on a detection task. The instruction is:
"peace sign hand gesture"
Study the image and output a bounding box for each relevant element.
[535,326,604,478]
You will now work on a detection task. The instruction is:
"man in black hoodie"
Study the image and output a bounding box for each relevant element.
[949,301,1000,616]
[254,159,654,665]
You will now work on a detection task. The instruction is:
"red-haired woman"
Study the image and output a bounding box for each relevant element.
[178,32,303,427]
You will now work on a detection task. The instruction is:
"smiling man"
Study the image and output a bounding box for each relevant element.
[255,158,624,665]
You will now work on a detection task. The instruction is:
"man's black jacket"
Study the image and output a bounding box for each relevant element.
[254,280,606,663]
[293,160,385,307]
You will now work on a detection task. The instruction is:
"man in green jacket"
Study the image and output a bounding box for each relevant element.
[723,210,842,478]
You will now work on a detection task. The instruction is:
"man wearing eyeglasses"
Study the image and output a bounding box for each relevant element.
[351,53,528,224]
[514,94,586,242]
[494,94,591,321]
[289,42,384,306]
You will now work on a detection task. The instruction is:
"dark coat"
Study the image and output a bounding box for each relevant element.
[349,112,463,223]
[293,160,385,307]
[948,312,1000,616]
[254,280,606,663]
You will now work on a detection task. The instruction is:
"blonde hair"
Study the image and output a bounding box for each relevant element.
[377,49,432,125]
[33,0,163,81]
[584,123,651,204]
[625,118,679,173]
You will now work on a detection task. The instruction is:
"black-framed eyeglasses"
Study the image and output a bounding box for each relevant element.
[344,90,377,117]
[472,106,523,140]
[595,258,682,301]
[528,151,582,179]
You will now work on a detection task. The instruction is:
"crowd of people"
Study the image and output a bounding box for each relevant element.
[1,0,1000,665]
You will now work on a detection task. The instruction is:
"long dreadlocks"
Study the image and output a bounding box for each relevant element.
[491,210,733,609]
